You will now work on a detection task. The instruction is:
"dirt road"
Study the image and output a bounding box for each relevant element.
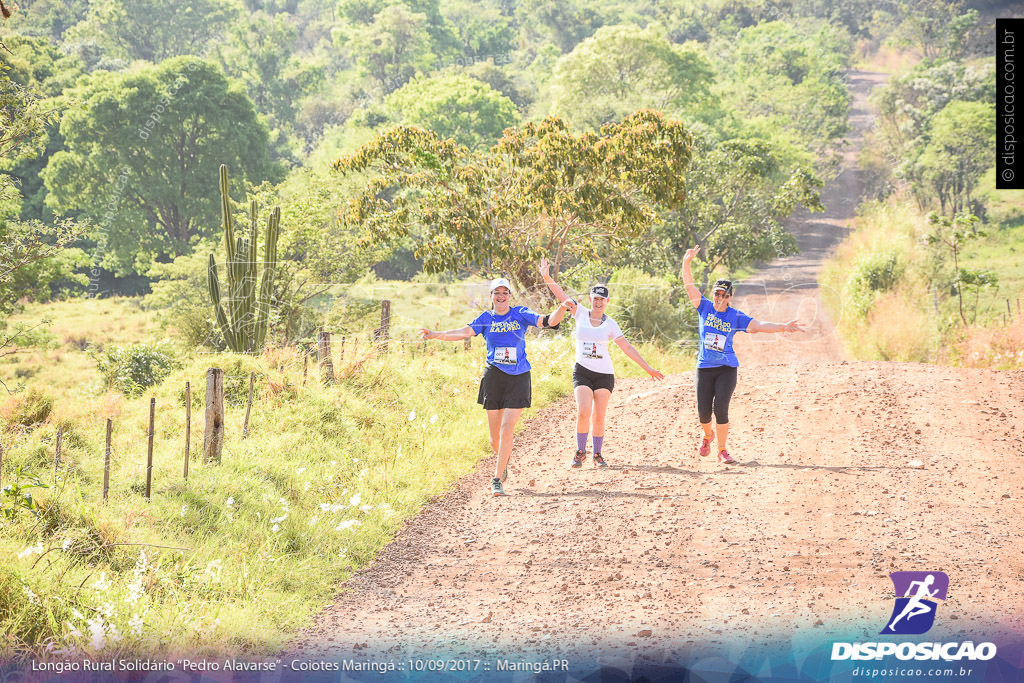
[290,72,1024,675]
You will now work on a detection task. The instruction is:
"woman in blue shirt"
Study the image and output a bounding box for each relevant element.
[419,276,570,496]
[682,246,804,464]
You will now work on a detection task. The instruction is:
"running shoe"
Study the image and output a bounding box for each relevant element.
[698,437,711,457]
[569,449,586,468]
[491,478,506,496]
[718,449,736,464]
[593,453,608,468]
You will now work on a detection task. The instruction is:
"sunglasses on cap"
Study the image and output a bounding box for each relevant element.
[590,285,609,298]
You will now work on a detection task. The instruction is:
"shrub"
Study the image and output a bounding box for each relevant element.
[2,388,54,427]
[607,268,689,344]
[91,341,180,397]
[843,251,904,316]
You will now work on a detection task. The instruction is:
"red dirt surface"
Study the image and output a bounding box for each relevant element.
[289,71,1024,668]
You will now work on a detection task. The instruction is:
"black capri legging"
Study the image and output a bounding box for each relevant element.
[695,365,738,424]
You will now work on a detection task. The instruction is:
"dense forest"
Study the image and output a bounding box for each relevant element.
[0,0,1001,351]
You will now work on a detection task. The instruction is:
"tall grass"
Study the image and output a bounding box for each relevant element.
[820,197,1024,367]
[0,297,694,658]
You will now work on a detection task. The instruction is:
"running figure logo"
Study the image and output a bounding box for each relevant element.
[881,571,949,635]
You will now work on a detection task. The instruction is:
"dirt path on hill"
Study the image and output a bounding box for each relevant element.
[289,71,1024,672]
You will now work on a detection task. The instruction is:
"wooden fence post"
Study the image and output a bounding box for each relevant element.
[380,300,391,352]
[145,398,155,500]
[317,331,335,385]
[54,427,63,482]
[0,439,4,490]
[204,368,224,464]
[340,336,346,365]
[184,382,191,480]
[302,352,309,385]
[242,371,255,438]
[103,419,112,501]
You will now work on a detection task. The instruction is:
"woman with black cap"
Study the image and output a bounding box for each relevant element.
[539,257,665,468]
[418,273,571,496]
[682,246,804,463]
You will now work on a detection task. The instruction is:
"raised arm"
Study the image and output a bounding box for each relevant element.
[682,247,702,309]
[418,325,475,341]
[746,319,805,334]
[539,256,575,310]
[614,336,665,380]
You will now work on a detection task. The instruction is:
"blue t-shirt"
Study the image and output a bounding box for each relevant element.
[696,296,753,368]
[468,306,542,375]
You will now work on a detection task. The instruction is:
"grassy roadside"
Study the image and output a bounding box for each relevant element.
[819,192,1024,368]
[0,297,694,658]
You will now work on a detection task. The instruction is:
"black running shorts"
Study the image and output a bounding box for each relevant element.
[477,365,531,410]
[572,363,615,393]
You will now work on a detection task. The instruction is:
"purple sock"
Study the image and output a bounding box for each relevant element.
[577,433,588,451]
[593,436,604,454]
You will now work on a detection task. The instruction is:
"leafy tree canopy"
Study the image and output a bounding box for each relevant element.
[915,101,995,216]
[62,0,236,63]
[549,24,715,131]
[42,57,278,276]
[382,72,520,150]
[333,110,693,292]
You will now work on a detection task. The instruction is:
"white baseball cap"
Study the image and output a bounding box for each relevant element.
[489,277,513,293]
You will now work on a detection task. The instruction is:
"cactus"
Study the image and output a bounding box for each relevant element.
[207,164,281,353]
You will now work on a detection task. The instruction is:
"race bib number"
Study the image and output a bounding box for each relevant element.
[704,333,726,352]
[583,342,603,359]
[494,346,518,364]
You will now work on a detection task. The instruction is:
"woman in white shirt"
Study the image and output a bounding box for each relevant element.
[540,258,665,468]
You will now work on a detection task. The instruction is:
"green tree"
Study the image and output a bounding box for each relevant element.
[216,11,325,131]
[514,0,603,53]
[925,212,993,325]
[62,0,235,63]
[894,0,979,61]
[915,101,995,216]
[383,72,519,150]
[712,20,852,161]
[333,111,693,292]
[41,58,278,275]
[549,24,715,131]
[621,137,823,278]
[346,4,436,92]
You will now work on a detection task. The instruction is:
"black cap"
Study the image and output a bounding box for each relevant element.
[590,285,610,298]
[712,279,733,295]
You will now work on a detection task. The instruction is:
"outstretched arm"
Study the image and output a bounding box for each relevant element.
[419,325,475,341]
[682,247,702,309]
[747,319,805,334]
[614,336,665,380]
[535,297,573,328]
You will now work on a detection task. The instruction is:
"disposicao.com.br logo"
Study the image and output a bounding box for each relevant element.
[831,571,998,663]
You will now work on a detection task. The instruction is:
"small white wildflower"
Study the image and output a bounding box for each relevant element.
[430,414,438,424]
[17,542,43,559]
[309,516,319,526]
[67,622,82,638]
[87,615,106,650]
[23,586,40,606]
[203,559,222,581]
[271,524,281,533]
[129,613,144,637]
[71,608,84,620]
[270,514,287,524]
[93,573,111,593]
[349,493,362,507]
[335,519,361,532]
[303,481,311,491]
[296,467,306,475]
[408,409,416,421]
[330,460,337,466]
[396,446,402,459]
[62,538,73,552]
[180,504,188,517]
[226,497,234,507]
[360,505,372,513]
[358,468,368,479]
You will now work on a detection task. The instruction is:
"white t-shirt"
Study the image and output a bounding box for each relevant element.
[573,306,625,375]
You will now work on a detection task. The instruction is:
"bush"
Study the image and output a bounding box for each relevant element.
[843,251,904,316]
[2,388,54,427]
[607,268,689,344]
[91,341,180,396]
